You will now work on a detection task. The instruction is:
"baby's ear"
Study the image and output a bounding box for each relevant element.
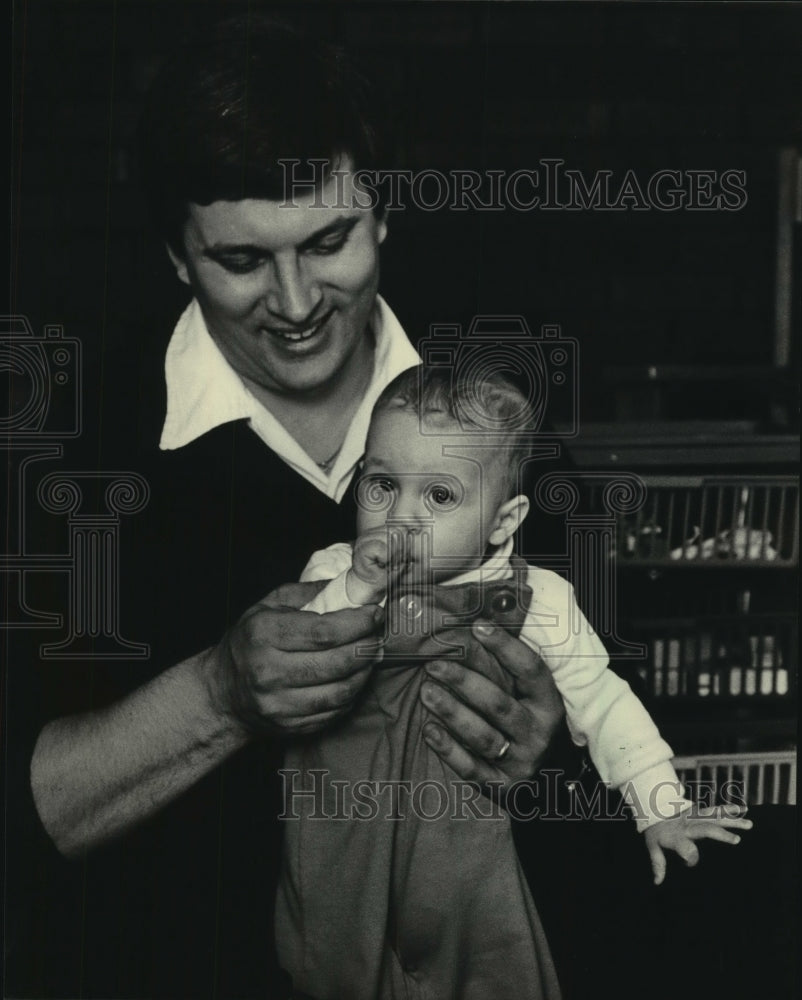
[488,495,530,545]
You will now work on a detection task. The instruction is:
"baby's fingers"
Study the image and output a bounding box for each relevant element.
[688,806,753,832]
[647,840,667,886]
[691,803,748,821]
[687,823,743,846]
[671,836,700,869]
[698,816,753,831]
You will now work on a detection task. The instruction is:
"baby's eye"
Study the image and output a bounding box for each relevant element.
[425,481,462,511]
[356,474,395,513]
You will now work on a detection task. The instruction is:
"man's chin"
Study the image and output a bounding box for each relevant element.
[259,355,344,397]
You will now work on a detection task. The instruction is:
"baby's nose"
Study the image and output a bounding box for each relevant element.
[389,512,428,534]
[385,520,432,564]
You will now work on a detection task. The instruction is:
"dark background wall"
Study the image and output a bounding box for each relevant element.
[10,0,802,429]
[6,5,799,999]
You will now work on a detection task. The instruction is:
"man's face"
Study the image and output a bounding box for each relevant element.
[169,162,387,396]
[356,409,510,583]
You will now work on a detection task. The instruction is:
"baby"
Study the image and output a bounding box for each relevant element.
[276,366,750,1000]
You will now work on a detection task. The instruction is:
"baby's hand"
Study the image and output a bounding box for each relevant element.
[644,804,753,885]
[347,528,397,604]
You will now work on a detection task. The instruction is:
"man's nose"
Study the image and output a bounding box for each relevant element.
[265,255,322,324]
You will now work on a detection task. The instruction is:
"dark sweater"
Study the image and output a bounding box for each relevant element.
[5,332,359,999]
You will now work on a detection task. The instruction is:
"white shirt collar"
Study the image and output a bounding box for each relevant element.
[159,295,420,501]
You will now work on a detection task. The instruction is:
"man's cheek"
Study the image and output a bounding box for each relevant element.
[329,247,379,290]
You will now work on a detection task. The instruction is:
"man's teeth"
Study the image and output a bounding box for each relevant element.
[272,325,319,341]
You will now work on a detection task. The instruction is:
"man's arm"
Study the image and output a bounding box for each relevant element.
[30,581,382,858]
[30,648,246,859]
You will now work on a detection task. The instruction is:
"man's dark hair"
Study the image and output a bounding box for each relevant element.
[138,14,388,255]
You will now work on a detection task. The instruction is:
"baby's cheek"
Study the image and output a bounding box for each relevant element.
[355,509,386,536]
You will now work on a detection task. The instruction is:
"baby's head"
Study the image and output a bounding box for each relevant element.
[356,366,536,581]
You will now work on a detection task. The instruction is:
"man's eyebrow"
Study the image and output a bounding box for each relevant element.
[202,216,360,257]
[361,456,386,470]
[202,243,264,258]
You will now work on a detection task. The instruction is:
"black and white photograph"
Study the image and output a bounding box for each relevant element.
[4,2,799,998]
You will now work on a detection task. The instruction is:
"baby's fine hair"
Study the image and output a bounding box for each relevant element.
[372,366,539,496]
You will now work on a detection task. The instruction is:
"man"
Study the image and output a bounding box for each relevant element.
[22,16,564,999]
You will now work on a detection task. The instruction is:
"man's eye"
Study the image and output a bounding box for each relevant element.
[216,256,263,274]
[307,234,349,256]
[426,482,460,510]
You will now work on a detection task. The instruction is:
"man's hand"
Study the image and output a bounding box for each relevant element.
[644,805,753,885]
[417,619,565,788]
[205,579,384,737]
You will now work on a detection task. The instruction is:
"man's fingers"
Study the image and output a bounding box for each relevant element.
[648,841,667,886]
[421,721,496,785]
[471,621,555,699]
[278,666,374,713]
[266,644,380,689]
[245,602,383,652]
[279,668,397,731]
[423,659,525,734]
[215,580,384,735]
[278,709,345,736]
[470,621,536,676]
[248,662,375,732]
[261,579,329,610]
[415,631,497,674]
[420,677,511,763]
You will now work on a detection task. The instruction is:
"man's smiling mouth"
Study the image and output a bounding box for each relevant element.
[264,310,334,343]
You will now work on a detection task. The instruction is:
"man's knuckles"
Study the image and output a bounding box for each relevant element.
[234,608,293,650]
[476,731,500,758]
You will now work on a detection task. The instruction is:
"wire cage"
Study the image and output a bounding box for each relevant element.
[612,476,799,566]
[672,750,797,807]
[588,471,797,777]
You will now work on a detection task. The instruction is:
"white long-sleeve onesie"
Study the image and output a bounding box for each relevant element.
[302,539,691,831]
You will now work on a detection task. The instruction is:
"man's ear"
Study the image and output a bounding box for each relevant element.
[488,495,530,546]
[166,243,190,285]
[376,211,388,246]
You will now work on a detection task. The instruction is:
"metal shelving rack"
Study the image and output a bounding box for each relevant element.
[572,437,798,792]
